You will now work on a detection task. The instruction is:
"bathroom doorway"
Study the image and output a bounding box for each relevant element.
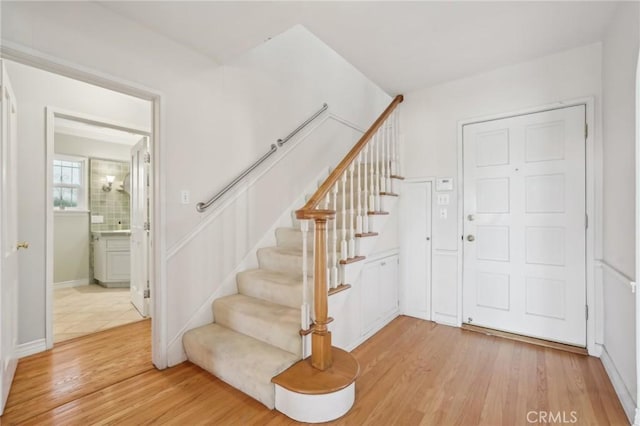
[48,113,152,345]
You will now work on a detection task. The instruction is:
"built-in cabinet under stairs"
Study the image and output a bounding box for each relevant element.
[183,95,404,422]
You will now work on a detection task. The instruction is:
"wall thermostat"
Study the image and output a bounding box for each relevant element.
[436,177,454,191]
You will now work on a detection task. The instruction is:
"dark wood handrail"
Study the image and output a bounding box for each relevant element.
[295,95,404,219]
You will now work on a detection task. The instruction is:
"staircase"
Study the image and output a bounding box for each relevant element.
[183,95,404,421]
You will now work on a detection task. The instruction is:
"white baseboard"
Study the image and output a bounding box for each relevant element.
[54,278,89,289]
[634,407,640,426]
[15,338,47,359]
[601,346,636,423]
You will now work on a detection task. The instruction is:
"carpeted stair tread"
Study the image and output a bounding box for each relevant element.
[183,323,300,409]
[237,268,302,309]
[213,293,301,356]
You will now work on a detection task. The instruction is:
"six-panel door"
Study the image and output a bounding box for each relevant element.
[463,105,587,346]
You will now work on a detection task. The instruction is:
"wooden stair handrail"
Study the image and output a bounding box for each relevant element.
[295,95,404,220]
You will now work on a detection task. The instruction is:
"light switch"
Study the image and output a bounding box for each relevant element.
[181,190,190,204]
[437,194,450,205]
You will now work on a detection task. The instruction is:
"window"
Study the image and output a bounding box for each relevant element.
[53,155,87,211]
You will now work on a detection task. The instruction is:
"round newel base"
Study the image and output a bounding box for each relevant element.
[272,347,359,423]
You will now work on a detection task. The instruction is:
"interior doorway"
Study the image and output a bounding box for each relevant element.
[50,117,151,343]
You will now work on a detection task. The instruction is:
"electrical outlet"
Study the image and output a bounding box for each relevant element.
[181,190,190,204]
[439,208,448,219]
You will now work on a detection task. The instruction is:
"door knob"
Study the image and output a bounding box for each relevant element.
[466,235,475,242]
[467,214,475,221]
[16,241,29,250]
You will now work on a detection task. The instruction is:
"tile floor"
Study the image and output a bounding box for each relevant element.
[53,284,144,343]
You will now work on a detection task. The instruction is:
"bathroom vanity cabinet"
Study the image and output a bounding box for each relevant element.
[93,231,131,287]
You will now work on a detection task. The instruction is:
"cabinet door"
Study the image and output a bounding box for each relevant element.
[379,255,399,317]
[360,262,380,335]
[107,251,131,281]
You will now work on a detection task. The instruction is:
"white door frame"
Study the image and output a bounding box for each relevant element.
[1,45,169,369]
[457,97,600,356]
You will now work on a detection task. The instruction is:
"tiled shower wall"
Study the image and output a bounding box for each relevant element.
[90,159,130,231]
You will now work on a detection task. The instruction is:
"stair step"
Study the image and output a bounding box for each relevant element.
[213,294,301,356]
[257,246,312,276]
[183,323,300,409]
[237,268,302,309]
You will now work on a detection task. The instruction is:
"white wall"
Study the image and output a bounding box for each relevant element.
[601,2,639,420]
[4,60,151,344]
[401,43,602,325]
[2,3,391,357]
[55,133,131,162]
[53,213,89,284]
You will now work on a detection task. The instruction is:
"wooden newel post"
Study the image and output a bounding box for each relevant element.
[312,217,332,370]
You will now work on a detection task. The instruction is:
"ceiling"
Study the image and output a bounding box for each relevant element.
[98,1,619,94]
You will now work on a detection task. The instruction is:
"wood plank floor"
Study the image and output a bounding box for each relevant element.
[1,316,628,425]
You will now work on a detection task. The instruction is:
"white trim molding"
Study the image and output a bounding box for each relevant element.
[15,339,46,359]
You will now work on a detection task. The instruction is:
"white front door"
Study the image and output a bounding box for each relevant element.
[401,181,432,320]
[0,61,19,415]
[130,137,150,317]
[463,105,586,346]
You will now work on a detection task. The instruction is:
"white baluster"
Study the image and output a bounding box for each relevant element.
[380,123,387,194]
[331,182,339,288]
[363,146,370,234]
[356,153,363,235]
[369,135,376,230]
[385,120,392,195]
[390,113,397,181]
[395,110,401,178]
[375,130,381,212]
[340,172,348,261]
[348,162,356,258]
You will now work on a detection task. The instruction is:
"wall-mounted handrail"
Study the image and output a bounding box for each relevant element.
[277,103,328,147]
[197,102,328,213]
[196,144,277,212]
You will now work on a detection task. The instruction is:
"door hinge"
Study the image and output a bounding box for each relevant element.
[144,151,151,163]
[144,221,150,231]
[585,305,589,320]
[585,213,588,230]
[585,123,588,139]
[144,288,150,298]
